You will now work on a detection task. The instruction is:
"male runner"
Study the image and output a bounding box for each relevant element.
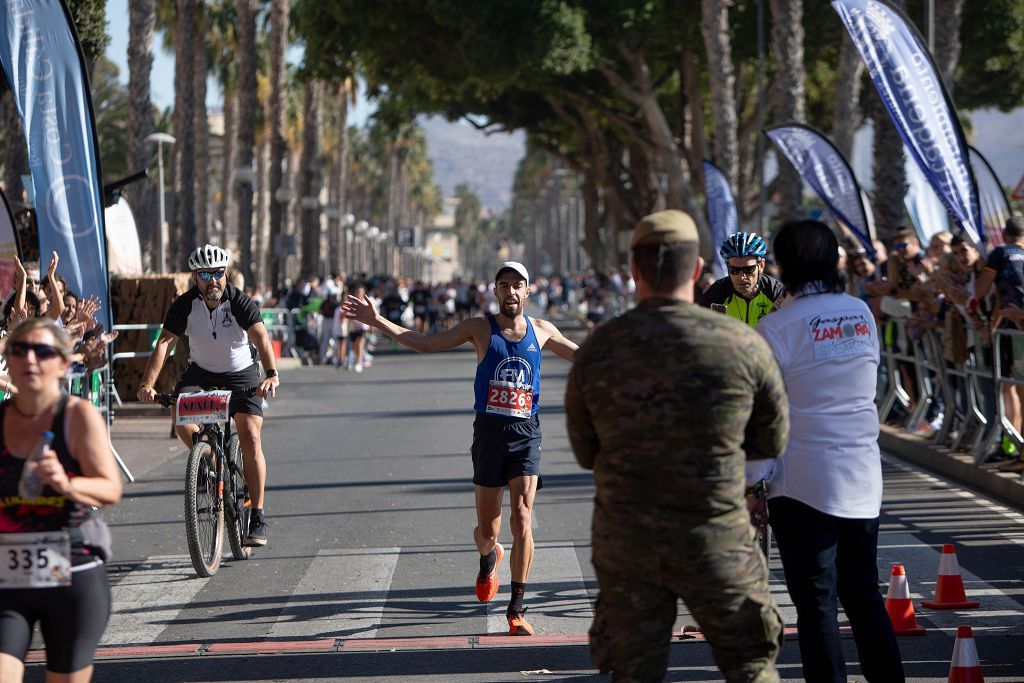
[343,261,577,635]
[699,232,784,327]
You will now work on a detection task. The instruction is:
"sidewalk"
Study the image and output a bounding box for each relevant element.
[880,426,1024,510]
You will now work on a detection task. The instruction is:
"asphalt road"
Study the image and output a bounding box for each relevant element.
[22,322,1024,682]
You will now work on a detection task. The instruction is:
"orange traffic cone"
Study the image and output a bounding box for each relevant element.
[885,564,927,635]
[947,626,984,682]
[922,544,980,610]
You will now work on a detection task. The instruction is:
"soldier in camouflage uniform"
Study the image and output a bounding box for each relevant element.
[565,210,789,682]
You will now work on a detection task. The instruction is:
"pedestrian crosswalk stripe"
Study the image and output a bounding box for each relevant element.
[103,555,212,645]
[268,547,401,640]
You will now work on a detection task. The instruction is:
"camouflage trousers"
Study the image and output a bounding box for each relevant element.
[590,542,783,682]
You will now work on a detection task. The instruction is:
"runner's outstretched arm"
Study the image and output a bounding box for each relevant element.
[342,294,476,353]
[533,318,578,361]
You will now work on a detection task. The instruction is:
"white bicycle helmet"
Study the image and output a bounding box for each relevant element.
[187,244,230,271]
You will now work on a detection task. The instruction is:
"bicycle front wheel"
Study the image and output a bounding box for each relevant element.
[185,439,224,577]
[224,433,252,561]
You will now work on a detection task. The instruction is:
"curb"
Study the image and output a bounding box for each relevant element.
[879,425,1024,510]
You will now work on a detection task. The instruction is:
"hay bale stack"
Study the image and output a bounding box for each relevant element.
[110,274,193,399]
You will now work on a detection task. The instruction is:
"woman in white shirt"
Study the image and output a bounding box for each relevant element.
[756,220,903,683]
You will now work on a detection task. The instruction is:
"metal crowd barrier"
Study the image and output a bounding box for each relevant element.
[877,315,1023,478]
[64,363,135,482]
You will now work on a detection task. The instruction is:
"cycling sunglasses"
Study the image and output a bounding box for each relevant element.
[7,342,64,360]
[728,265,759,276]
[196,269,226,281]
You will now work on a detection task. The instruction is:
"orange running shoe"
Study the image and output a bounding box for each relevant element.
[475,542,503,602]
[507,607,534,636]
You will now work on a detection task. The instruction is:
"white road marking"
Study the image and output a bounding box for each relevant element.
[104,555,212,645]
[268,547,400,640]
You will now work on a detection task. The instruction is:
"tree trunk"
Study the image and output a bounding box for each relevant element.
[173,0,197,267]
[2,94,27,204]
[220,85,236,250]
[680,48,707,187]
[769,0,806,223]
[831,31,864,160]
[870,0,907,237]
[256,136,271,291]
[193,12,209,247]
[598,45,709,252]
[127,0,156,271]
[299,80,323,277]
[333,82,350,276]
[234,0,257,285]
[701,0,739,193]
[268,0,289,290]
[933,0,965,97]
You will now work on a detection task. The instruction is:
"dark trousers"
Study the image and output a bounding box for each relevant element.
[768,497,904,683]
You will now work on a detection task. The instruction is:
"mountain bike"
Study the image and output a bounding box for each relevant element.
[157,390,253,577]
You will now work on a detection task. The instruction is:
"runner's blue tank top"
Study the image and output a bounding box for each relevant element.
[473,314,542,419]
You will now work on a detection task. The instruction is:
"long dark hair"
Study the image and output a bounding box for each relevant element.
[773,220,846,295]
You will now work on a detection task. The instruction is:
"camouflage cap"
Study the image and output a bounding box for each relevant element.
[630,210,699,249]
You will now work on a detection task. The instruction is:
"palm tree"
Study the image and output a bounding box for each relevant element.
[831,32,864,160]
[233,0,257,284]
[934,0,966,95]
[173,0,198,265]
[193,4,210,247]
[126,0,157,270]
[701,0,739,194]
[870,0,907,237]
[769,0,807,223]
[268,0,288,290]
[205,1,238,253]
[298,79,324,276]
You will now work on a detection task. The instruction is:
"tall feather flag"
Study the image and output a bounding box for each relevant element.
[702,161,739,277]
[765,123,876,259]
[0,0,111,328]
[833,0,983,250]
[968,146,1009,248]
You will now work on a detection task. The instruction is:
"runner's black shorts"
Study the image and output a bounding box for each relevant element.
[175,362,263,417]
[471,413,543,488]
[0,563,110,673]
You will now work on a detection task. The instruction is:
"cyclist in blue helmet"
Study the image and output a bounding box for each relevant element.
[698,232,784,328]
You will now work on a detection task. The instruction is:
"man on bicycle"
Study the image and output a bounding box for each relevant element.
[137,244,279,546]
[699,232,784,327]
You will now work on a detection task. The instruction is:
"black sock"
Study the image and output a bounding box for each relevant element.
[509,581,526,612]
[479,547,497,576]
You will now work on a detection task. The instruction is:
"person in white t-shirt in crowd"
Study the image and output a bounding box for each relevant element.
[756,220,904,683]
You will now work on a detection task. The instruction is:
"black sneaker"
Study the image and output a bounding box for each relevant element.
[245,511,268,547]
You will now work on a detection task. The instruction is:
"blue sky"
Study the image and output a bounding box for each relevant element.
[104,0,374,123]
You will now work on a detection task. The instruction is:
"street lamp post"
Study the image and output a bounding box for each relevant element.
[145,132,177,274]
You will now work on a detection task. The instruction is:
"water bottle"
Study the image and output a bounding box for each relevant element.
[18,431,55,499]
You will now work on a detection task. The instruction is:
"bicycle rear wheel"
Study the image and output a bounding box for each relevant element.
[224,433,252,561]
[185,439,224,577]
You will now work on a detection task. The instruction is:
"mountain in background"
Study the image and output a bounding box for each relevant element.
[421,116,525,212]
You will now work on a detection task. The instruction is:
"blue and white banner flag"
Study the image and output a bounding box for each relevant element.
[833,0,983,249]
[765,123,875,258]
[968,146,1010,248]
[702,161,738,278]
[0,0,110,328]
[904,155,949,245]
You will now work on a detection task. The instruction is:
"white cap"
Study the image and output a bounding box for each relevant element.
[495,261,529,283]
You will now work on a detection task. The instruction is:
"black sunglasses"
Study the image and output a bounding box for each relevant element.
[728,265,759,276]
[7,342,64,360]
[892,242,909,250]
[196,269,226,281]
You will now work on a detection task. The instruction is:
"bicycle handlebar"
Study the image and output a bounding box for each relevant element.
[154,388,258,408]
